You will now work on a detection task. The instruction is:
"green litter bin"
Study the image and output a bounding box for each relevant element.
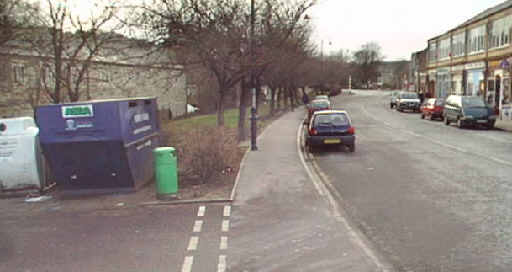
[154,147,178,200]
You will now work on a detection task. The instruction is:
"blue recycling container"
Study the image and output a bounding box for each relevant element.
[35,97,160,195]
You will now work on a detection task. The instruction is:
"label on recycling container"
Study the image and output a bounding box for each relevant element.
[0,139,17,160]
[62,104,94,118]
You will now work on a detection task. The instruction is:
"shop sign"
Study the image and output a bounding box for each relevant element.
[452,65,464,72]
[489,60,501,68]
[465,61,485,70]
[437,68,449,74]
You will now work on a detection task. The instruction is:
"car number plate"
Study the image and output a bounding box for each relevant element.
[324,139,341,144]
[477,120,487,123]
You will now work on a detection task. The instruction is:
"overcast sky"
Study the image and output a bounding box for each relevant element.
[35,0,509,61]
[308,0,507,60]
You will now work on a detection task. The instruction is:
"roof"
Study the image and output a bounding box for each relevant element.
[458,0,512,28]
[429,0,512,41]
[313,110,348,115]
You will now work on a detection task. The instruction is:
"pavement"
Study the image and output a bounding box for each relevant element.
[226,107,388,271]
[496,119,512,132]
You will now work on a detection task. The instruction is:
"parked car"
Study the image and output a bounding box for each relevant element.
[390,91,399,108]
[305,110,356,153]
[396,92,421,112]
[420,98,445,120]
[307,99,331,121]
[314,95,330,101]
[443,95,498,129]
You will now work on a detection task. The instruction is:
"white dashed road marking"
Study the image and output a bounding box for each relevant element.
[181,256,194,272]
[218,255,227,272]
[197,206,206,217]
[221,220,230,232]
[193,220,203,233]
[223,205,231,217]
[187,236,199,251]
[219,236,228,250]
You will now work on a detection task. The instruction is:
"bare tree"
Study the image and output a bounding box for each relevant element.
[236,0,314,140]
[137,0,251,127]
[353,42,384,88]
[25,0,122,103]
[0,0,38,47]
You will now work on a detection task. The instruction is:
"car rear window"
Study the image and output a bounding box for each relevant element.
[313,113,349,127]
[400,93,418,99]
[462,97,486,107]
[311,101,330,109]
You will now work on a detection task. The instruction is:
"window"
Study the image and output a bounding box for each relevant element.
[468,25,486,54]
[428,41,437,63]
[40,64,54,88]
[488,80,495,92]
[490,16,512,49]
[313,113,350,127]
[13,64,25,84]
[439,38,451,59]
[452,32,465,57]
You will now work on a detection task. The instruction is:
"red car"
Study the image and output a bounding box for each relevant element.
[420,98,445,120]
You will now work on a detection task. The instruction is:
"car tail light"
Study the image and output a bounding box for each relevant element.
[309,128,318,135]
[348,127,355,135]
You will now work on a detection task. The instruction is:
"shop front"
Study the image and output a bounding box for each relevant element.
[451,65,464,95]
[427,69,436,98]
[436,68,450,98]
[465,61,485,97]
[496,58,512,121]
[487,60,501,109]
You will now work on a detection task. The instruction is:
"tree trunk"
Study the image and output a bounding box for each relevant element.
[270,87,276,116]
[283,87,289,109]
[217,90,225,127]
[288,87,294,111]
[255,77,262,114]
[238,77,248,142]
[277,87,282,110]
[53,53,62,104]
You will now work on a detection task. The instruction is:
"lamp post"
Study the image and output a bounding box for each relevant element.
[250,0,257,151]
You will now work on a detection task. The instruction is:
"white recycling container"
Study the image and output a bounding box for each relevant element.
[0,117,45,191]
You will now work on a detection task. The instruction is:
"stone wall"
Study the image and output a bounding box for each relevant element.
[0,54,187,118]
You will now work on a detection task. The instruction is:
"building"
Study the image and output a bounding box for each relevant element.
[423,0,512,121]
[377,61,410,90]
[0,32,188,118]
[410,50,427,93]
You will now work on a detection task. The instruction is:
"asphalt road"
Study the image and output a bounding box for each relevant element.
[313,90,512,271]
[0,203,232,272]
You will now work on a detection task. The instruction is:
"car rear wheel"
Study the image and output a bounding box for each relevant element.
[308,145,314,153]
[444,115,450,125]
[487,121,495,130]
[390,103,393,109]
[457,118,464,129]
[348,144,355,153]
[420,113,425,119]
